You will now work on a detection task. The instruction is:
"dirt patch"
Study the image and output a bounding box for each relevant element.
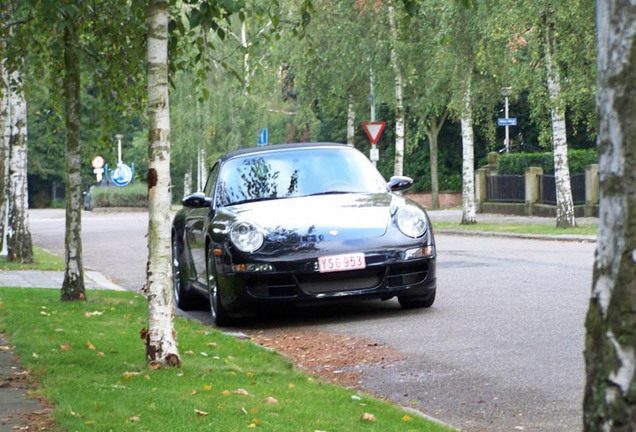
[249,328,405,388]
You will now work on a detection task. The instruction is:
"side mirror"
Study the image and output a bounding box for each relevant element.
[388,176,413,192]
[181,192,212,208]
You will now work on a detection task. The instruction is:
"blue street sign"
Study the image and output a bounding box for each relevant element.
[111,164,133,187]
[498,118,517,126]
[258,128,268,146]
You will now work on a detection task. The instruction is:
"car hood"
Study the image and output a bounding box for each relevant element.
[227,193,394,244]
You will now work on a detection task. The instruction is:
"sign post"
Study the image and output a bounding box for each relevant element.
[91,155,105,182]
[362,121,385,167]
[258,128,268,146]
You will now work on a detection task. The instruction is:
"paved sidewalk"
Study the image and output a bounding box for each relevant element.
[0,269,123,290]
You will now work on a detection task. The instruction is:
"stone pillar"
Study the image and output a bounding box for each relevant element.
[475,168,488,213]
[525,167,543,216]
[585,164,599,217]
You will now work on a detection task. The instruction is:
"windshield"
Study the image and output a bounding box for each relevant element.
[215,146,388,206]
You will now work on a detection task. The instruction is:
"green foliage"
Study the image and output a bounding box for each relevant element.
[497,149,598,175]
[90,183,148,208]
[0,288,451,432]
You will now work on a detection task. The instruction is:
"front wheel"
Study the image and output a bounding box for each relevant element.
[207,245,232,327]
[398,289,436,309]
[173,234,195,310]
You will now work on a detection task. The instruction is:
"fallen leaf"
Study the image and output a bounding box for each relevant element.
[288,383,295,389]
[247,372,255,378]
[234,388,250,396]
[60,344,71,351]
[204,385,212,391]
[194,409,208,416]
[263,397,278,404]
[185,350,195,355]
[97,352,105,357]
[222,390,231,396]
[84,311,103,317]
[0,345,10,351]
[129,416,140,422]
[200,352,208,357]
[361,413,377,422]
[86,340,96,350]
[139,328,147,341]
[402,415,413,422]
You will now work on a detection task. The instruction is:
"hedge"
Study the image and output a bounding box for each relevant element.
[89,183,148,208]
[497,149,598,175]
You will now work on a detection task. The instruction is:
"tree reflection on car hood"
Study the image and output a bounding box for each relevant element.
[227,193,393,244]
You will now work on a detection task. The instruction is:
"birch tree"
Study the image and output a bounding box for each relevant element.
[388,4,405,177]
[144,0,180,367]
[459,69,476,225]
[5,68,33,263]
[0,63,9,256]
[60,11,85,300]
[583,0,636,429]
[543,11,575,228]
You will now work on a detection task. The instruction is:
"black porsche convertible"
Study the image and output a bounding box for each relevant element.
[172,143,437,326]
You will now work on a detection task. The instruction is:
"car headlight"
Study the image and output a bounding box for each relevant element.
[230,222,264,253]
[396,206,428,238]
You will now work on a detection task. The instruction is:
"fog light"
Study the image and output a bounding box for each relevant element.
[232,263,274,273]
[403,246,435,260]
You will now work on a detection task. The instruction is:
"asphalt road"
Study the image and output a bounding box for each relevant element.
[29,209,594,431]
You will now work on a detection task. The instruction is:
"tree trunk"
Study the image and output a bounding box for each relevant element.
[425,109,448,210]
[583,1,636,429]
[183,160,192,197]
[0,63,10,256]
[6,69,32,263]
[242,20,249,95]
[145,0,180,367]
[388,5,404,177]
[460,70,476,225]
[544,15,576,228]
[347,95,355,146]
[60,19,85,301]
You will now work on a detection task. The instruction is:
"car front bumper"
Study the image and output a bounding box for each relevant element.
[214,249,437,315]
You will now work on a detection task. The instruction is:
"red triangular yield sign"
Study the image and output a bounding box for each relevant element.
[362,121,386,144]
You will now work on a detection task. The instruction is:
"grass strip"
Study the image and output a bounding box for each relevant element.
[0,288,454,432]
[433,222,597,237]
[0,247,65,271]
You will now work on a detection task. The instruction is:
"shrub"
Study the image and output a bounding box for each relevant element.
[89,183,147,208]
[498,149,598,175]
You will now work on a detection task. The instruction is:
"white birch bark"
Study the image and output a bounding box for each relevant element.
[242,20,250,94]
[145,0,180,367]
[0,63,10,256]
[388,5,404,177]
[347,95,355,146]
[60,19,85,300]
[460,70,476,225]
[199,147,206,189]
[583,1,636,429]
[544,18,575,228]
[183,161,192,197]
[6,69,32,263]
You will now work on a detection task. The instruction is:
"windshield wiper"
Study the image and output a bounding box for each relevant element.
[228,196,280,206]
[305,190,356,197]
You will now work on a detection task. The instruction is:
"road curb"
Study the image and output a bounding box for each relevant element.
[436,229,596,243]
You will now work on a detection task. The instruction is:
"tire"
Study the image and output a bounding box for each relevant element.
[173,234,196,310]
[207,245,232,327]
[398,288,436,309]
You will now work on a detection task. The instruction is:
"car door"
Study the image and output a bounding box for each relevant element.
[184,163,219,286]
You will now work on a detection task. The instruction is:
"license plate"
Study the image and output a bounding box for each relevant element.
[318,253,366,273]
